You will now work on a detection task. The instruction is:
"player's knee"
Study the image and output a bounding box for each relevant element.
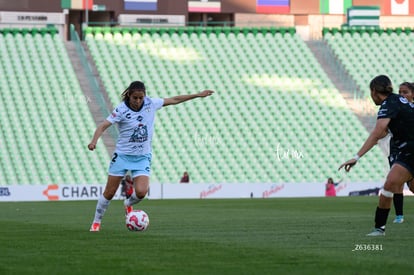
[383,177,403,194]
[136,189,147,199]
[103,190,116,200]
[380,188,394,198]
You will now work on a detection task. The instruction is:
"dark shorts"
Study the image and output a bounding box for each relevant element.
[394,147,414,180]
[388,154,397,168]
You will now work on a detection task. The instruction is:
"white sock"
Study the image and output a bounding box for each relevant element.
[93,195,110,223]
[124,192,142,207]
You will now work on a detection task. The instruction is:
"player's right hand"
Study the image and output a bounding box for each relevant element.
[88,143,96,151]
[338,159,357,172]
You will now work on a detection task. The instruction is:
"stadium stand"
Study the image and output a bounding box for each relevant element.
[323,27,414,99]
[0,28,109,185]
[84,26,387,184]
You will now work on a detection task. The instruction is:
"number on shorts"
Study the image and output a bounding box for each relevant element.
[111,153,118,163]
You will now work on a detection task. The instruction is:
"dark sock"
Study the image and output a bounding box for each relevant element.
[374,207,390,230]
[393,193,404,216]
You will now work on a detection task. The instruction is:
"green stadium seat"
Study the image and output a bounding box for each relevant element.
[0,28,109,185]
[78,26,390,183]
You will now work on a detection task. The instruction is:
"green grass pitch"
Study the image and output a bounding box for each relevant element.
[1,197,413,274]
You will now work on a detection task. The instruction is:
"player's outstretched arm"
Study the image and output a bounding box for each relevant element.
[163,90,214,107]
[338,118,390,172]
[88,120,112,151]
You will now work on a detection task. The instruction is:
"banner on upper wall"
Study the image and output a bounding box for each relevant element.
[188,0,221,13]
[256,0,290,14]
[320,0,353,14]
[347,6,380,27]
[0,11,65,24]
[124,0,158,11]
[382,0,414,15]
[118,14,185,26]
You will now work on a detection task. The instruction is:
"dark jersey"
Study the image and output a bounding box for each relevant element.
[378,93,414,149]
[388,136,398,167]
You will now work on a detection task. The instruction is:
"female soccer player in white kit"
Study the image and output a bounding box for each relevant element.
[88,81,214,231]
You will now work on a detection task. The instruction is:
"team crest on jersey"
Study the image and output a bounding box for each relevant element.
[400,97,409,104]
[129,124,148,143]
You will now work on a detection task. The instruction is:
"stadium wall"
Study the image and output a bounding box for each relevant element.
[1,0,414,40]
[2,1,414,23]
[2,182,406,202]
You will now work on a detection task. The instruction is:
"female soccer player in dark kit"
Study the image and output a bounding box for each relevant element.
[339,75,414,236]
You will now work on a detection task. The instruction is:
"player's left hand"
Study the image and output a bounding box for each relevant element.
[199,90,214,97]
[338,159,357,172]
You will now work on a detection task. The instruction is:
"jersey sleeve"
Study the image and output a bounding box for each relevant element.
[151,98,164,110]
[106,105,123,124]
[377,96,400,120]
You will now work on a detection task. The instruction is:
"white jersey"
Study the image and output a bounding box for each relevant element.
[106,97,164,155]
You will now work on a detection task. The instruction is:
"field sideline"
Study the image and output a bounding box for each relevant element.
[1,197,413,274]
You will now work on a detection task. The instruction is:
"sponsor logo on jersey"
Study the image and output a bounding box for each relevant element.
[378,108,388,117]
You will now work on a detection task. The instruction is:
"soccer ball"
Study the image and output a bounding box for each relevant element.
[126,210,150,232]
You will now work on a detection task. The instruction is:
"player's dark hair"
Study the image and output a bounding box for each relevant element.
[121,81,146,101]
[400,81,414,92]
[370,75,393,95]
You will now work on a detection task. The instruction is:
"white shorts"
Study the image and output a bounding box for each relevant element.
[108,152,152,178]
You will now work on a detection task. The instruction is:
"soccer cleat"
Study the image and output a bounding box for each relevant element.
[125,205,133,216]
[89,222,101,232]
[393,215,404,223]
[366,228,385,236]
[124,197,134,216]
[126,186,133,199]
